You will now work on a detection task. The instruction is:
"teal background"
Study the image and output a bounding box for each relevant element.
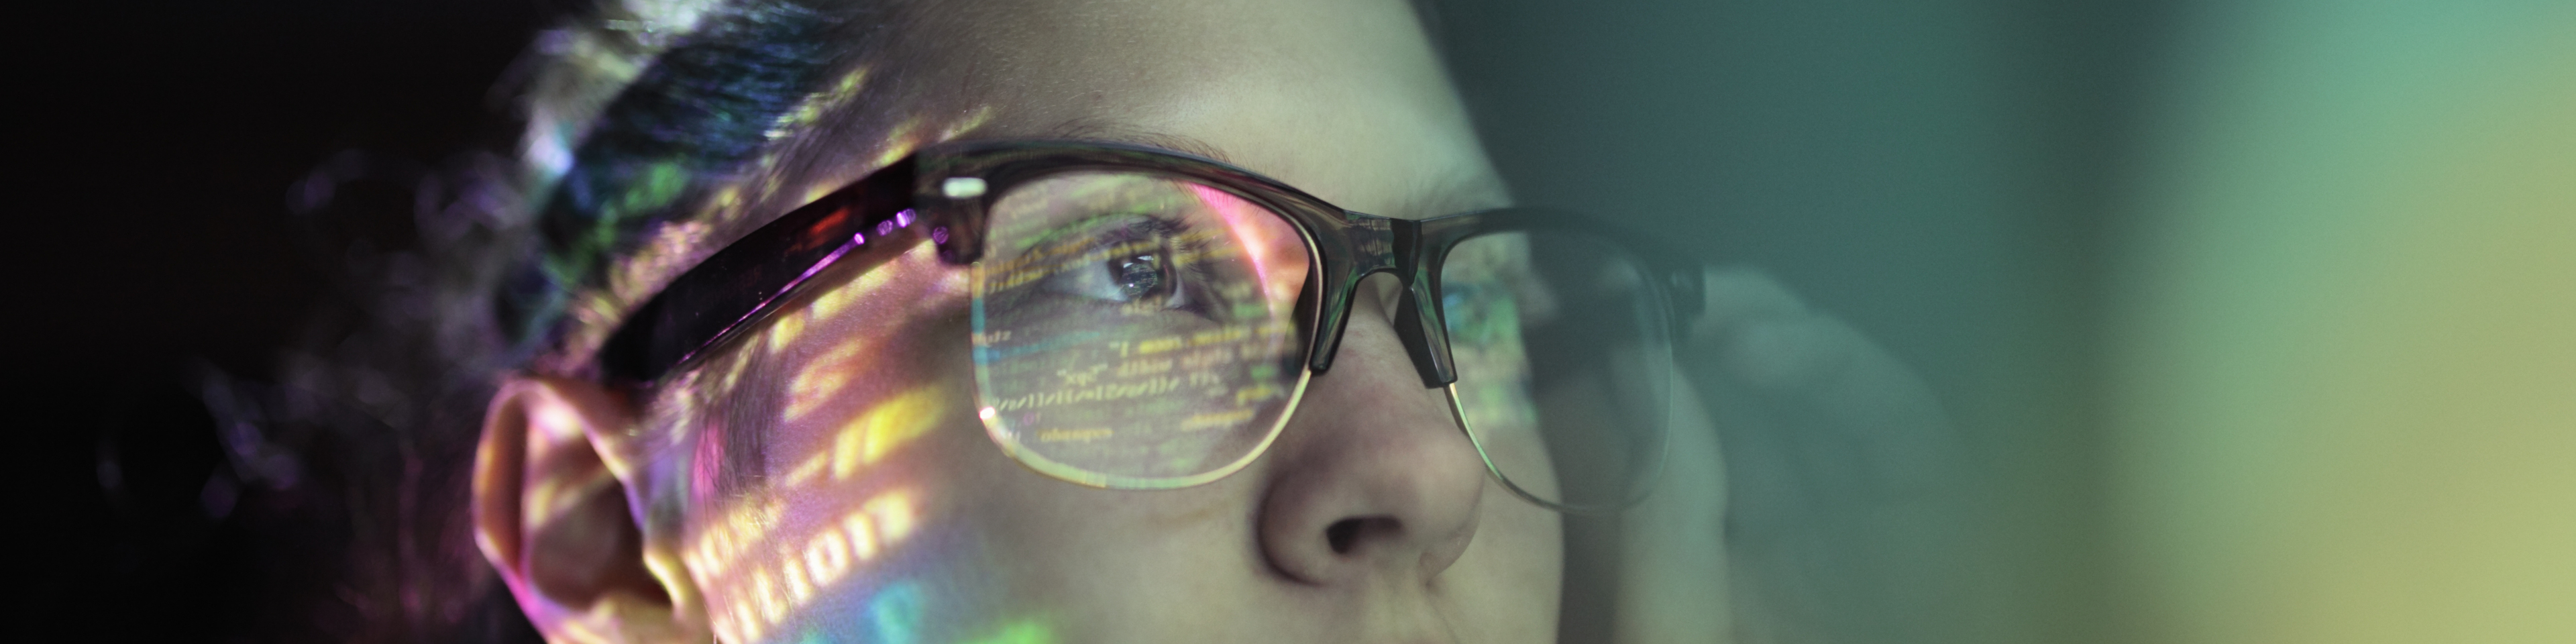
[1434,1,2164,641]
[1434,1,2575,643]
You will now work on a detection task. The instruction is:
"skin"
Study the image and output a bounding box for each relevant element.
[470,1,1957,643]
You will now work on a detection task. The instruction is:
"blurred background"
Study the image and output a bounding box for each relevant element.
[19,0,2568,642]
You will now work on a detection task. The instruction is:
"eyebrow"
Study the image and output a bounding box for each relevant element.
[1036,120,1240,164]
[1386,170,1515,221]
[1027,120,1513,219]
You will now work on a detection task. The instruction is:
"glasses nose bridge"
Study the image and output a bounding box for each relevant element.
[1306,211,1458,389]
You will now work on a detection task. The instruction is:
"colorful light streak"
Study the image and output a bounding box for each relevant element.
[834,388,941,477]
[785,337,869,420]
[684,342,955,644]
[867,582,926,644]
[1189,182,1305,304]
[951,621,1055,644]
[684,496,782,580]
[769,68,873,142]
[706,488,922,644]
[685,382,941,586]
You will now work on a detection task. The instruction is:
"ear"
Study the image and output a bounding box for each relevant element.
[473,375,711,644]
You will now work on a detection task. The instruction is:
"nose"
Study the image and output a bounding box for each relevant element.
[1256,277,1489,585]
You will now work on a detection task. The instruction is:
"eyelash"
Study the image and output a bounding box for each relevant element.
[1062,214,1224,317]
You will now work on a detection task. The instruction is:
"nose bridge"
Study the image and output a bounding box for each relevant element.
[1307,212,1457,388]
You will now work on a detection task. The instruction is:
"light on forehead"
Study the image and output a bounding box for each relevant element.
[943,176,989,199]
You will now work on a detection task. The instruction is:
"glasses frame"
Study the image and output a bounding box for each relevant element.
[599,139,1705,513]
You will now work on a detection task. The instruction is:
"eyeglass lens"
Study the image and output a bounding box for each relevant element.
[971,172,1313,488]
[970,170,1670,508]
[1441,231,1671,511]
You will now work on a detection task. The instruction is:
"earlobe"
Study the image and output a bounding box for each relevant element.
[474,376,711,644]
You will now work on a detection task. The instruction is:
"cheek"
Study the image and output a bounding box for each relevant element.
[687,251,1063,644]
[715,331,1254,644]
[1439,484,1567,644]
[689,370,993,643]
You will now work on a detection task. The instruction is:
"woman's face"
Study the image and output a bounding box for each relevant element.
[655,0,1556,642]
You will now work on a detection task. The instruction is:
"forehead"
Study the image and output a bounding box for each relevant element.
[823,0,1507,217]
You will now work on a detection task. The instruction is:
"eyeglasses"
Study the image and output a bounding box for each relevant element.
[600,140,1704,513]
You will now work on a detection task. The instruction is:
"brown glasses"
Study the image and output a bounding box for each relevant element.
[600,140,1704,513]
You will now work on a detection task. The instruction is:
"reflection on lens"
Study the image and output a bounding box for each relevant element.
[971,172,1311,488]
[1442,231,1671,511]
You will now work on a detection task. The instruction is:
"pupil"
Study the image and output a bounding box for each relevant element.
[1114,254,1165,299]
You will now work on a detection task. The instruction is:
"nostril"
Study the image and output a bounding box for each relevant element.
[1325,517,1398,554]
[1327,519,1362,553]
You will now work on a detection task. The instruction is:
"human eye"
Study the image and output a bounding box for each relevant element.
[966,172,1313,484]
[978,173,1263,329]
[1032,215,1224,318]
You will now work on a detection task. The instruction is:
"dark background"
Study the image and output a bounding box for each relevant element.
[20,1,2168,641]
[24,2,549,640]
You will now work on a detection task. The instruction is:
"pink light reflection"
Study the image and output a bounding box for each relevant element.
[1187,183,1304,305]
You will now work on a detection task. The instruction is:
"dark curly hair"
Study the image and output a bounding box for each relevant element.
[223,1,901,640]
